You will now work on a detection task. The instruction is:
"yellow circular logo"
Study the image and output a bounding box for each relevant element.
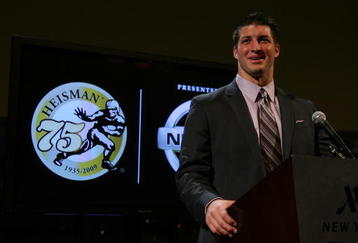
[31,82,127,181]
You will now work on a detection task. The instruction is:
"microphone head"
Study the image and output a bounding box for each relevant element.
[312,111,326,125]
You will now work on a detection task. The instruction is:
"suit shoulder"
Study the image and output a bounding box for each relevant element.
[192,82,232,104]
[277,87,315,110]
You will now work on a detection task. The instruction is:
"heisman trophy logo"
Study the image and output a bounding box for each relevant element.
[31,82,127,181]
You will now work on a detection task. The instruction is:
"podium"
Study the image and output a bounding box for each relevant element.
[216,155,358,243]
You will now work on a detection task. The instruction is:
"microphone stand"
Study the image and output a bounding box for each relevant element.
[329,144,348,159]
[312,111,356,159]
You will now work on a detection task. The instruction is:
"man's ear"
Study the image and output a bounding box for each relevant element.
[275,44,280,58]
[233,47,239,59]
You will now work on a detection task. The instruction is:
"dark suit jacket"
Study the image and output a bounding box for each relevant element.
[175,81,331,243]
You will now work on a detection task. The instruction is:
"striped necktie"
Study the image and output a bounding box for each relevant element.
[257,88,283,173]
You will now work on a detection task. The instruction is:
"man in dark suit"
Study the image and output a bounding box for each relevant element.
[175,12,331,243]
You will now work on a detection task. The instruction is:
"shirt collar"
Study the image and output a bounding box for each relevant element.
[235,74,276,103]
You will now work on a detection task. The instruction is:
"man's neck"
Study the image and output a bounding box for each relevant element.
[238,70,274,87]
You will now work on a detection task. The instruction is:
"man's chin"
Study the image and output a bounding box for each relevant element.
[249,69,264,79]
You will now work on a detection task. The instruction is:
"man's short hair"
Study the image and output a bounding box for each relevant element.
[232,12,280,47]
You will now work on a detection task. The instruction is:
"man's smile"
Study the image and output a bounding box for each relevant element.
[248,55,265,64]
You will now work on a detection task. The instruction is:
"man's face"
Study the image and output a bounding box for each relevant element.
[233,24,280,80]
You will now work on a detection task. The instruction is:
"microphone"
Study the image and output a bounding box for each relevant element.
[312,111,355,159]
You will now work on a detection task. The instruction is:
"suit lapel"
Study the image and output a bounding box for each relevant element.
[225,81,262,163]
[276,88,294,160]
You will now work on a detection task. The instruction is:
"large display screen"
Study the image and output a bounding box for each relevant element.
[4,37,235,214]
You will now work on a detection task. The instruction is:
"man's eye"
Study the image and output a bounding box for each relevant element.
[241,39,250,44]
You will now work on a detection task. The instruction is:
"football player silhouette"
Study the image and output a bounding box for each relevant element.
[54,99,126,171]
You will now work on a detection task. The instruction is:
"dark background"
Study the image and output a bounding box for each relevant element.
[0,1,357,242]
[0,0,357,130]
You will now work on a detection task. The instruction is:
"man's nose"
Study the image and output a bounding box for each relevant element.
[251,40,262,51]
